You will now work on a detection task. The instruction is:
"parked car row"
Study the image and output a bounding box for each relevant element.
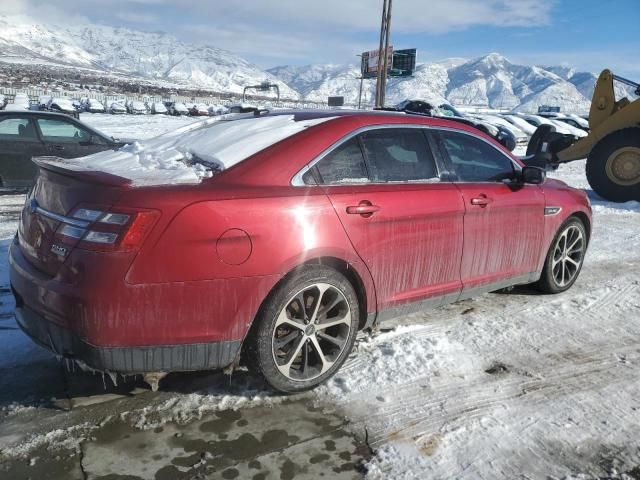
[395,100,522,152]
[394,99,592,154]
[0,93,234,118]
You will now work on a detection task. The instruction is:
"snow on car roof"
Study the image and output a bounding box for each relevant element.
[3,104,28,111]
[40,114,335,186]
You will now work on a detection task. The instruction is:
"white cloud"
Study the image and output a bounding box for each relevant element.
[163,0,554,33]
[1,0,566,69]
[5,0,554,33]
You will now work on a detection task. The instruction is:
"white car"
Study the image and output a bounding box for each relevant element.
[47,97,76,114]
[109,102,127,114]
[548,118,588,137]
[86,98,105,113]
[38,95,52,110]
[227,103,258,113]
[170,102,189,116]
[554,115,589,131]
[514,113,587,138]
[473,114,529,146]
[208,104,229,116]
[151,102,168,114]
[501,114,538,136]
[127,101,148,114]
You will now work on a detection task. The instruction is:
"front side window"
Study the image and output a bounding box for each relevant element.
[36,119,91,144]
[360,128,438,182]
[313,137,369,184]
[0,117,37,141]
[438,130,515,182]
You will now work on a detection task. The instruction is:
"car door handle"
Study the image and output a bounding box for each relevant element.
[50,145,65,151]
[346,201,380,217]
[470,195,493,207]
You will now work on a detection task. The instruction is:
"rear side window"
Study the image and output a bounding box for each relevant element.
[360,128,438,182]
[438,130,515,182]
[314,137,369,184]
[0,118,37,141]
[36,119,91,144]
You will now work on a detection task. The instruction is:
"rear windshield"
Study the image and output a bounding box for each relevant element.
[38,114,334,186]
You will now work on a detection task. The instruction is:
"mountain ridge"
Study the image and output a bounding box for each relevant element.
[269,53,635,113]
[0,15,635,113]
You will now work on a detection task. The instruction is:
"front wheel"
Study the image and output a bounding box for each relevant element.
[245,266,359,393]
[537,217,588,293]
[586,128,640,202]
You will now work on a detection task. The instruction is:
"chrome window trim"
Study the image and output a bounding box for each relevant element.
[27,200,90,228]
[291,123,521,187]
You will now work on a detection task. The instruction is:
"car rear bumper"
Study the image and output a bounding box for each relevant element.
[9,236,274,373]
[14,305,240,373]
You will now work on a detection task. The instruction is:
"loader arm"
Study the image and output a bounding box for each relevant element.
[556,69,640,163]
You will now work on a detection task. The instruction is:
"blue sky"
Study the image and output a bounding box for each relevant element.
[7,0,640,76]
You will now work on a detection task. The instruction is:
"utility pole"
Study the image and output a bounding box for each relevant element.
[356,54,365,109]
[375,0,392,108]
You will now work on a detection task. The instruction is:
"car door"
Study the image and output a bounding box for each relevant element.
[432,128,544,293]
[303,126,465,315]
[35,117,105,159]
[0,116,46,188]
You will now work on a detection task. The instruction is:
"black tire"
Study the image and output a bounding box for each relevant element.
[245,265,359,393]
[537,217,588,294]
[586,127,640,203]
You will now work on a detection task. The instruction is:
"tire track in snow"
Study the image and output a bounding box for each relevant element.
[324,266,640,478]
[365,341,638,443]
[341,278,639,383]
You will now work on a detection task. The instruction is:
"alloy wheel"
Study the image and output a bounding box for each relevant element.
[551,225,585,288]
[272,283,352,382]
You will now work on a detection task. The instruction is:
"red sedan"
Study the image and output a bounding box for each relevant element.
[10,111,591,393]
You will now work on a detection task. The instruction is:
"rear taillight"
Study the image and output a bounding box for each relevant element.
[55,206,159,252]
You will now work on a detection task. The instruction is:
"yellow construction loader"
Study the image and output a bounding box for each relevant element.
[526,69,640,202]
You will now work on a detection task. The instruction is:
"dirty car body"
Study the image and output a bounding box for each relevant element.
[10,110,592,392]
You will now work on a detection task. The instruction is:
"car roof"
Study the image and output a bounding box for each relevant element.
[0,110,77,120]
[0,110,113,140]
[260,109,408,122]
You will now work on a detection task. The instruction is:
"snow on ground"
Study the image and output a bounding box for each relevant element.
[0,115,639,479]
[81,112,199,141]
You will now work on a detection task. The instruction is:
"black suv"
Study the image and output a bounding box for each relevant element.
[0,111,126,189]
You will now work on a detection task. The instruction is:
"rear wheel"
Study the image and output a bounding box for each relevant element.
[537,217,587,293]
[246,266,359,393]
[586,128,640,202]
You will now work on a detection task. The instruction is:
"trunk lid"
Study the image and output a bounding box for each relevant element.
[18,158,129,276]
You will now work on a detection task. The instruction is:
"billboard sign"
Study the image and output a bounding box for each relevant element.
[327,96,344,107]
[391,48,417,77]
[538,105,561,113]
[361,48,416,78]
[361,47,393,79]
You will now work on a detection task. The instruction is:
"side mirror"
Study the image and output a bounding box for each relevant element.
[521,166,546,185]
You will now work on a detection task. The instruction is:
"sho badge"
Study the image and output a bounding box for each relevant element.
[50,244,68,257]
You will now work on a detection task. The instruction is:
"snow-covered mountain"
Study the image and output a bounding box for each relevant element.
[268,62,451,107]
[0,15,299,98]
[269,53,633,113]
[0,14,634,113]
